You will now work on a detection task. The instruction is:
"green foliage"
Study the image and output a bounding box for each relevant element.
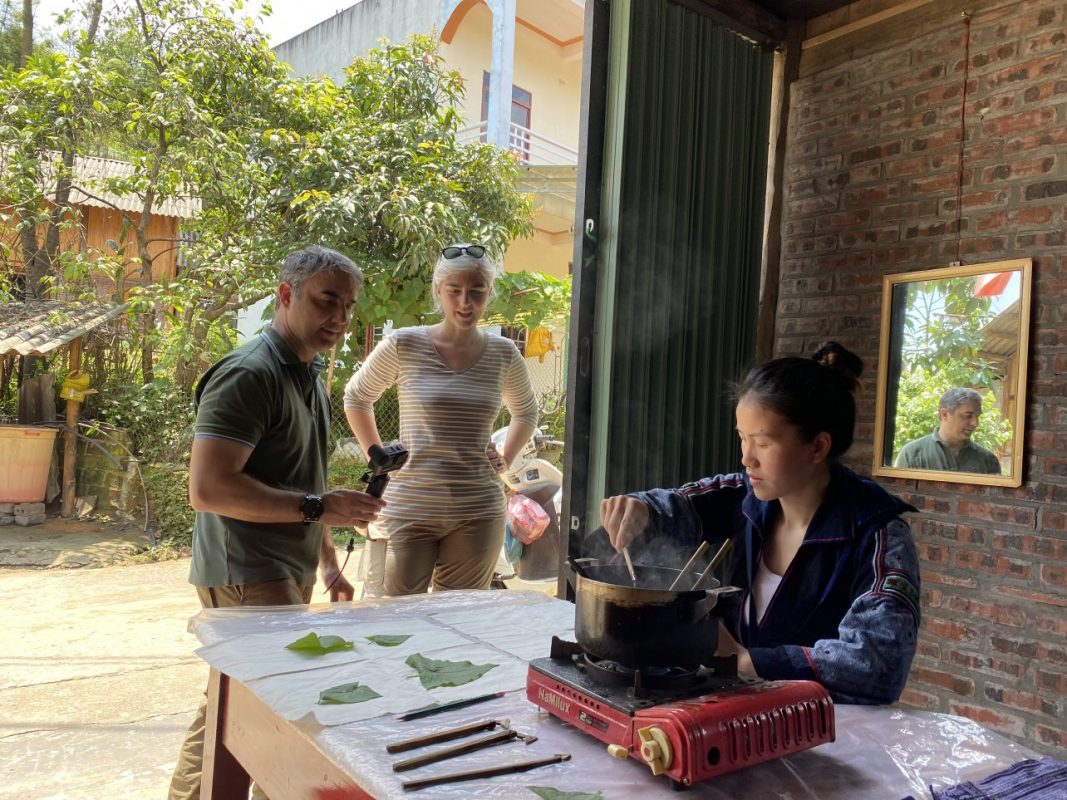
[528,789,605,800]
[1,0,546,552]
[98,378,194,463]
[487,272,571,330]
[0,1,23,69]
[318,682,381,704]
[286,632,355,655]
[893,274,1014,457]
[405,653,497,689]
[3,0,533,387]
[366,634,411,647]
[141,461,194,547]
[901,277,999,385]
[327,455,368,491]
[538,393,567,444]
[255,34,534,332]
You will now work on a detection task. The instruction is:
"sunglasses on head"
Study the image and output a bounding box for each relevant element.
[442,245,486,259]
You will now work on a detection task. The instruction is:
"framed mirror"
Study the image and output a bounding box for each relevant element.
[872,258,1032,487]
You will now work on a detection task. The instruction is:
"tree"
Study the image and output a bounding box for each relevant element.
[222,35,534,327]
[1,0,535,394]
[152,30,534,386]
[892,275,1013,456]
[0,0,104,301]
[0,1,25,68]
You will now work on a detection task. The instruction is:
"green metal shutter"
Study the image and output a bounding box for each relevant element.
[603,0,773,495]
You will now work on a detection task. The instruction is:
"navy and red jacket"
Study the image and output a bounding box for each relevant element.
[634,464,921,705]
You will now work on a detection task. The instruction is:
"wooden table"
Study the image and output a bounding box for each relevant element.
[203,667,373,800]
[192,591,1037,800]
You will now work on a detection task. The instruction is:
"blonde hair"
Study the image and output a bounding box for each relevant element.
[431,244,500,312]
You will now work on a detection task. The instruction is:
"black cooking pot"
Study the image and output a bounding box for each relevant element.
[565,557,741,668]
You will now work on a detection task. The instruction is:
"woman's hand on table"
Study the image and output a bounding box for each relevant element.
[600,495,650,552]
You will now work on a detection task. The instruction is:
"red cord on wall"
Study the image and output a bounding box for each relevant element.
[954,11,972,264]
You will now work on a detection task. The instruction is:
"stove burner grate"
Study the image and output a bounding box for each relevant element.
[546,636,742,700]
[578,653,704,694]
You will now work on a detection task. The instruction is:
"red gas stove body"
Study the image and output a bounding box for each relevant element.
[527,643,835,789]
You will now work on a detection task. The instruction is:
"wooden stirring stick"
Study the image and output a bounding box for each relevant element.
[401,753,571,791]
[621,547,638,586]
[691,539,734,590]
[667,540,711,591]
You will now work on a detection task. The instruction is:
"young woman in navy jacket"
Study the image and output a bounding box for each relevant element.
[600,342,921,705]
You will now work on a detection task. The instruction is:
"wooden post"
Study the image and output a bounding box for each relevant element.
[325,343,337,393]
[62,336,82,518]
[364,322,375,359]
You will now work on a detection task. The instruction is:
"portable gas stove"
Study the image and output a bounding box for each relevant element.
[527,637,835,789]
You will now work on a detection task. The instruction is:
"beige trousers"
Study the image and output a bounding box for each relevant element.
[361,515,505,597]
[168,579,314,800]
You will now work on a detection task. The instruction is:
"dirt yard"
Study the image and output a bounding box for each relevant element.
[0,516,338,799]
[0,516,558,799]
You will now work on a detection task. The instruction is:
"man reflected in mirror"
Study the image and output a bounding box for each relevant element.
[894,388,1001,474]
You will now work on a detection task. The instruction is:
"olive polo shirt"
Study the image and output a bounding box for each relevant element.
[188,327,330,587]
[894,429,1001,474]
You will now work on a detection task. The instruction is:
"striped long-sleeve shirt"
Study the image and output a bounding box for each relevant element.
[343,326,539,521]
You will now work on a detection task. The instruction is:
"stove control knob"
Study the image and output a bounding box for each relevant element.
[636,726,672,775]
[607,744,630,759]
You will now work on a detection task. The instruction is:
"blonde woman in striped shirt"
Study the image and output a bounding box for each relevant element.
[344,244,539,596]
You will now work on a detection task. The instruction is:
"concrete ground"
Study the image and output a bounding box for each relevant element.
[0,519,207,800]
[0,517,558,800]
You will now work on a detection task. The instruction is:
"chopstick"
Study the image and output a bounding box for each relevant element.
[386,719,507,754]
[667,541,711,591]
[691,539,733,590]
[392,729,530,772]
[621,547,637,585]
[401,753,571,791]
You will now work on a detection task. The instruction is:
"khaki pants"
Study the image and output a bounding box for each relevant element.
[168,579,314,800]
[361,515,505,597]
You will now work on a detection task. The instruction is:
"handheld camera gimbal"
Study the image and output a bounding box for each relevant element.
[362,441,409,498]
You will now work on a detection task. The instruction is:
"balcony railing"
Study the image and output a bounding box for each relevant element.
[457,121,578,166]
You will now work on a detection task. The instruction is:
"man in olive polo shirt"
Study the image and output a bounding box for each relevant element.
[894,387,1001,474]
[169,245,385,800]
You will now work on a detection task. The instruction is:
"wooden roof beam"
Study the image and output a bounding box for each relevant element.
[675,0,787,44]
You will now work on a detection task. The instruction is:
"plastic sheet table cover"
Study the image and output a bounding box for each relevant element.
[189,590,1036,800]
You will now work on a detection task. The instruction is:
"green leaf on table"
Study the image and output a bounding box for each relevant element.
[527,788,605,800]
[285,632,355,655]
[366,634,411,647]
[404,653,497,689]
[318,682,381,705]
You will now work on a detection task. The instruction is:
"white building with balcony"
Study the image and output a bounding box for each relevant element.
[273,0,583,280]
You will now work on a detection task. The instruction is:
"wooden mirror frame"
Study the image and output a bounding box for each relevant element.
[872,258,1032,488]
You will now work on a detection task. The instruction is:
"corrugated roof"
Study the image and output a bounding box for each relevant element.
[0,301,129,357]
[66,153,200,219]
[2,150,200,219]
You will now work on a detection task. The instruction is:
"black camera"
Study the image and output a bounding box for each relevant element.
[362,441,409,498]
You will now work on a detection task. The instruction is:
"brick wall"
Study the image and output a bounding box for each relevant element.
[778,0,1066,757]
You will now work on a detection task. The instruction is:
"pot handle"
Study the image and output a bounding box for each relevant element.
[563,556,596,588]
[692,586,743,619]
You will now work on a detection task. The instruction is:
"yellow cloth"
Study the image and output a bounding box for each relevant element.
[525,327,554,362]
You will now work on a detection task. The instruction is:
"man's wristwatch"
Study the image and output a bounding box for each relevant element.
[300,493,325,525]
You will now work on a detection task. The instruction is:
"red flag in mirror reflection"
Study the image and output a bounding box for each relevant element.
[974,272,1010,297]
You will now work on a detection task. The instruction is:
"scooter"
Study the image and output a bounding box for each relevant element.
[490,426,564,585]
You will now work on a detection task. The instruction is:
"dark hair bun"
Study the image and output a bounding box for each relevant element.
[811,341,863,391]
